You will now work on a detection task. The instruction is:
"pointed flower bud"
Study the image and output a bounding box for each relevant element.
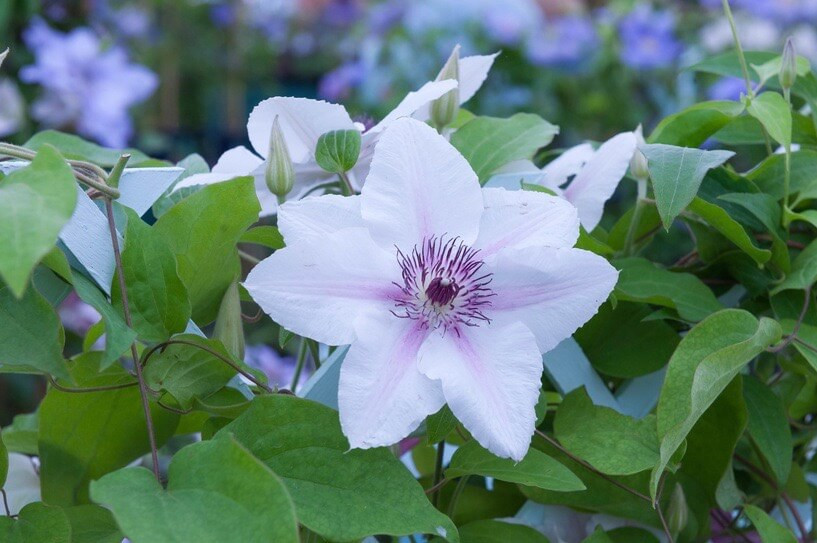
[0,48,8,70]
[265,115,295,199]
[666,483,689,537]
[779,37,797,91]
[629,124,650,182]
[213,281,245,360]
[430,45,460,131]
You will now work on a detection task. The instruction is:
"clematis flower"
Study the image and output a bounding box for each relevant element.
[244,118,617,460]
[173,52,498,216]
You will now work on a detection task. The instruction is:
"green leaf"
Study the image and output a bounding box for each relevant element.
[771,239,817,294]
[743,504,798,543]
[0,502,71,543]
[63,504,123,543]
[574,301,679,378]
[554,388,659,476]
[446,440,584,492]
[455,520,550,543]
[0,284,69,379]
[581,528,614,543]
[747,150,817,202]
[24,130,151,167]
[651,309,782,498]
[426,406,459,444]
[641,144,734,229]
[154,177,260,323]
[217,395,460,542]
[143,335,240,409]
[0,429,7,488]
[72,273,136,369]
[239,225,284,249]
[315,129,362,173]
[751,54,812,88]
[648,101,745,147]
[613,258,722,322]
[451,113,559,183]
[743,376,792,484]
[112,209,190,342]
[90,437,298,543]
[2,413,38,455]
[686,197,772,265]
[39,352,179,505]
[746,92,792,148]
[0,145,77,297]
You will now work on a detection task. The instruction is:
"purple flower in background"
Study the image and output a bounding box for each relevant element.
[58,293,101,336]
[322,0,362,27]
[735,0,817,25]
[526,16,598,68]
[368,1,406,35]
[210,3,236,28]
[244,344,308,390]
[707,76,746,101]
[318,61,366,102]
[21,19,157,147]
[618,5,683,70]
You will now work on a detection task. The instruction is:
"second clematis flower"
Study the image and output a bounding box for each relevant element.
[245,118,617,460]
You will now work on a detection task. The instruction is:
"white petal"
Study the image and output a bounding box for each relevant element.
[474,188,579,258]
[3,453,41,515]
[172,146,263,191]
[247,97,355,164]
[278,194,364,245]
[360,117,483,250]
[340,317,445,449]
[243,227,400,345]
[371,80,457,133]
[418,322,542,461]
[562,132,637,230]
[458,52,500,105]
[540,143,594,190]
[488,247,618,353]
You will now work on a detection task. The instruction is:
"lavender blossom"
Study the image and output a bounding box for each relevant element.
[618,5,683,70]
[526,15,598,68]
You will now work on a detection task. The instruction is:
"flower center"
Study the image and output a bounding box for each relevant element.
[391,236,494,334]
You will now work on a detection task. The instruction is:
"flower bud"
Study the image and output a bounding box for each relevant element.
[779,38,797,91]
[430,45,460,131]
[666,483,689,537]
[630,124,650,182]
[213,281,245,360]
[265,115,295,199]
[315,129,361,174]
[0,48,8,70]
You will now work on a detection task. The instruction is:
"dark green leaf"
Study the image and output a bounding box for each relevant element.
[24,130,150,167]
[686,197,772,265]
[63,504,123,543]
[426,406,458,444]
[456,519,550,543]
[744,504,798,543]
[0,502,71,543]
[743,376,792,484]
[648,101,745,147]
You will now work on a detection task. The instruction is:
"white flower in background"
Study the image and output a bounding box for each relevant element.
[0,79,24,138]
[244,118,617,460]
[1,454,40,516]
[173,52,498,216]
[498,131,637,231]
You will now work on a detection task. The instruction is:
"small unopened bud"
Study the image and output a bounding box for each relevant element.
[315,129,361,174]
[630,124,650,182]
[666,483,689,537]
[430,45,460,131]
[780,38,797,91]
[265,115,295,199]
[213,281,245,360]
[0,48,8,69]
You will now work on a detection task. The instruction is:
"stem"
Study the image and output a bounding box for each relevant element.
[105,198,161,482]
[1,488,11,516]
[306,339,321,370]
[721,0,753,98]
[783,90,794,227]
[47,375,139,393]
[655,471,675,543]
[338,171,355,196]
[238,249,260,265]
[431,441,446,507]
[446,475,470,518]
[424,477,450,495]
[290,339,308,392]
[767,286,810,353]
[623,179,648,256]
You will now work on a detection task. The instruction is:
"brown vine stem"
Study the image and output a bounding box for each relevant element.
[767,286,811,354]
[1,488,12,517]
[424,477,450,495]
[104,195,161,483]
[431,441,446,507]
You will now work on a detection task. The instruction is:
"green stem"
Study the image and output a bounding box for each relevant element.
[783,89,794,228]
[306,339,321,370]
[291,339,308,392]
[721,0,753,98]
[623,179,648,256]
[338,171,354,196]
[446,475,470,518]
[431,441,446,507]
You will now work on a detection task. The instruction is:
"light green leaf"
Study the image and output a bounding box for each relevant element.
[751,54,812,88]
[0,145,77,297]
[90,437,298,543]
[154,177,260,323]
[641,144,734,229]
[0,284,69,379]
[651,310,782,498]
[112,209,190,342]
[451,113,559,183]
[613,258,722,322]
[771,239,817,294]
[686,197,772,265]
[0,502,71,543]
[743,504,798,543]
[455,520,550,543]
[746,92,792,148]
[63,504,123,543]
[446,440,584,492]
[554,388,659,476]
[72,273,136,369]
[239,225,284,249]
[426,406,459,444]
[39,352,179,505]
[2,413,38,455]
[743,376,792,484]
[217,395,460,542]
[25,130,151,167]
[648,101,745,147]
[747,150,817,202]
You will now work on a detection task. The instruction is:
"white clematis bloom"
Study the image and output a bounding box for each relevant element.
[245,118,617,461]
[174,53,499,216]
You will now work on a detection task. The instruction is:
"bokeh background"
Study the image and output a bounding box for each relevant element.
[0,0,815,422]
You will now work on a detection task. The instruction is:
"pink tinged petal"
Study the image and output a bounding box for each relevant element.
[339,317,445,449]
[540,143,594,190]
[243,227,401,346]
[418,322,543,461]
[562,132,637,231]
[458,52,500,105]
[488,247,618,353]
[474,188,580,258]
[172,146,263,191]
[370,79,458,133]
[360,117,483,250]
[278,194,364,245]
[247,97,355,164]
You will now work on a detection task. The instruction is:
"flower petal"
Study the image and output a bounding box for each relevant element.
[172,146,263,191]
[474,187,579,258]
[247,97,355,164]
[340,317,445,449]
[418,322,542,461]
[361,117,483,250]
[458,52,500,105]
[243,227,400,345]
[540,143,594,190]
[370,79,457,134]
[562,132,637,230]
[488,247,618,352]
[278,194,364,245]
